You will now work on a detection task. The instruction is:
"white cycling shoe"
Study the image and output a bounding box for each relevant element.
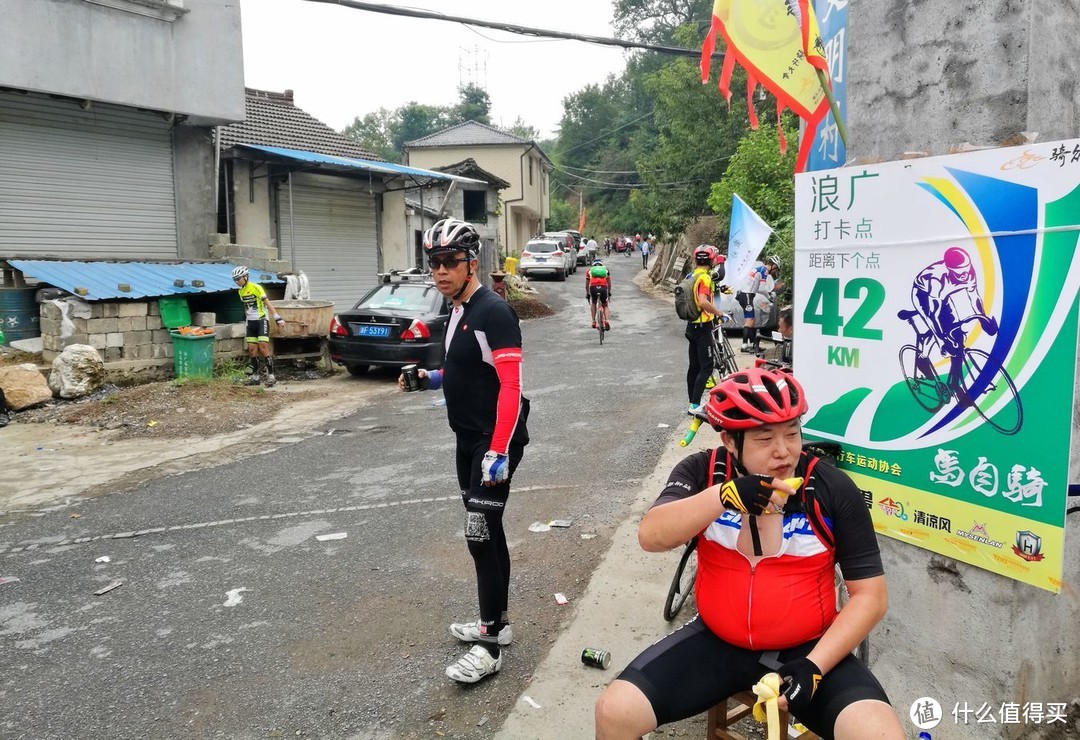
[449,621,513,646]
[445,645,502,683]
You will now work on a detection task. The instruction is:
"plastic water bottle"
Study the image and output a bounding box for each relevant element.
[431,396,446,407]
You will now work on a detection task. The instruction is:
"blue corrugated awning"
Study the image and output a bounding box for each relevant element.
[6,260,283,301]
[233,144,486,184]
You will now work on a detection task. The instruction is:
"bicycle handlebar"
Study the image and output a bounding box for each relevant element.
[679,413,708,447]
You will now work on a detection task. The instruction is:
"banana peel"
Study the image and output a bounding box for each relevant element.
[752,672,783,739]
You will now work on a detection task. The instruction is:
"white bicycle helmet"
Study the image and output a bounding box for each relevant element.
[231,265,249,281]
[423,218,482,257]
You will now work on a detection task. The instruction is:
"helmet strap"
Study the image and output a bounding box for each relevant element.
[452,256,478,302]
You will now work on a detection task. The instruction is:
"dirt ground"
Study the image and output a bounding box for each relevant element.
[1,295,551,440]
[9,371,325,440]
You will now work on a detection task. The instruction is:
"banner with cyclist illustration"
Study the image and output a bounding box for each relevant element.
[793,139,1080,592]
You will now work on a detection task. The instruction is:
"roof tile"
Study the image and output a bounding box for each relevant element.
[405,120,530,148]
[219,88,380,161]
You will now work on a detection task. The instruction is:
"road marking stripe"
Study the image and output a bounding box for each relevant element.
[0,483,585,554]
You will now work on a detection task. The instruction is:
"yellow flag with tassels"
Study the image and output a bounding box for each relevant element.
[701,0,833,172]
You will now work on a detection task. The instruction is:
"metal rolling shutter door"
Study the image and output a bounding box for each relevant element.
[279,181,378,310]
[0,91,178,258]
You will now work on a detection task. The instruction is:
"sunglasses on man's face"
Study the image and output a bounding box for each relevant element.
[428,256,470,270]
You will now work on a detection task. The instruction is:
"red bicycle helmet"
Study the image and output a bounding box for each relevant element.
[694,245,717,265]
[705,367,808,431]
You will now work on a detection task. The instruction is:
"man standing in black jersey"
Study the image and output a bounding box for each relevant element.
[398,218,529,684]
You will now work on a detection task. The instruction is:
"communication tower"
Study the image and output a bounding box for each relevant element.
[458,45,488,90]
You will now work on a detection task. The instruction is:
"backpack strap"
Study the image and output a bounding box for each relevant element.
[707,446,734,488]
[799,453,835,550]
[707,446,720,488]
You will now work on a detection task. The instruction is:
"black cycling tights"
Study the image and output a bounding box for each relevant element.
[686,323,714,404]
[455,435,525,640]
[465,506,511,631]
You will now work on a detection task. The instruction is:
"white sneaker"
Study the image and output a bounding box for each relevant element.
[688,403,702,416]
[449,621,513,646]
[445,644,502,683]
[264,373,276,387]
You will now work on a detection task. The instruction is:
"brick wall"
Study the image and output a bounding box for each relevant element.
[39,298,249,382]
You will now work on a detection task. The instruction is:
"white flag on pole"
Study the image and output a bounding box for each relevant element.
[726,194,773,288]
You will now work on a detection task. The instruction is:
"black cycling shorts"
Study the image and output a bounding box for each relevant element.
[736,292,755,319]
[454,432,525,512]
[617,616,890,738]
[589,285,609,305]
[246,317,270,342]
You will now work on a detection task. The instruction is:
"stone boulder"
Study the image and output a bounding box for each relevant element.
[0,363,53,410]
[48,344,106,400]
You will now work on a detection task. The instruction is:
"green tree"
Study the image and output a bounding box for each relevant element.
[342,108,398,162]
[629,25,766,239]
[391,103,452,152]
[507,116,539,141]
[612,0,713,44]
[707,119,798,278]
[547,197,575,232]
[453,84,492,125]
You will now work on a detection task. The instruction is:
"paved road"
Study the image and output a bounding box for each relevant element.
[1,259,701,740]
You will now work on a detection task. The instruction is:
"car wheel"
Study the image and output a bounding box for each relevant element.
[556,269,566,281]
[345,364,369,377]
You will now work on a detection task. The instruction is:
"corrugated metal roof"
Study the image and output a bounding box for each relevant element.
[6,260,283,301]
[234,144,486,184]
[218,88,381,161]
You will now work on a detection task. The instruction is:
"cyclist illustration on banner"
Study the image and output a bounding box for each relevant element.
[898,245,1023,436]
[898,246,1022,435]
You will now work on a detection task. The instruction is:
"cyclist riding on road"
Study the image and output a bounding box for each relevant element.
[586,258,612,330]
[594,368,904,740]
[909,246,998,405]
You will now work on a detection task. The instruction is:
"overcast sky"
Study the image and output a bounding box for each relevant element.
[239,0,632,140]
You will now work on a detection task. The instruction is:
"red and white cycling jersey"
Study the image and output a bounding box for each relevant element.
[653,449,883,651]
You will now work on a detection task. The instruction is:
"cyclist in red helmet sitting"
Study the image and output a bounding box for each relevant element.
[595,369,904,740]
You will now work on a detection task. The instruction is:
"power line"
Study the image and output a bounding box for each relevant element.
[551,174,698,191]
[301,0,725,59]
[559,111,654,155]
[559,154,731,176]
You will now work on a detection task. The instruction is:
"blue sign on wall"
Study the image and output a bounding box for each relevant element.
[806,0,849,171]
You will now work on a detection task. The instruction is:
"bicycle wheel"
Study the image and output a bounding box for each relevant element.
[598,321,605,345]
[718,334,739,377]
[663,539,698,621]
[960,348,1023,435]
[898,345,948,413]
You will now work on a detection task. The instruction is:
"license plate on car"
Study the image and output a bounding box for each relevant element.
[536,257,546,262]
[356,325,391,337]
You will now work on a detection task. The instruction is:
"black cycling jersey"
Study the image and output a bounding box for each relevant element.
[442,284,529,446]
[654,449,884,582]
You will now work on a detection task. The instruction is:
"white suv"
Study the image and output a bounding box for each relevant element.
[519,238,571,281]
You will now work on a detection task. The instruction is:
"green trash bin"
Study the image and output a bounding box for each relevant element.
[170,330,216,379]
